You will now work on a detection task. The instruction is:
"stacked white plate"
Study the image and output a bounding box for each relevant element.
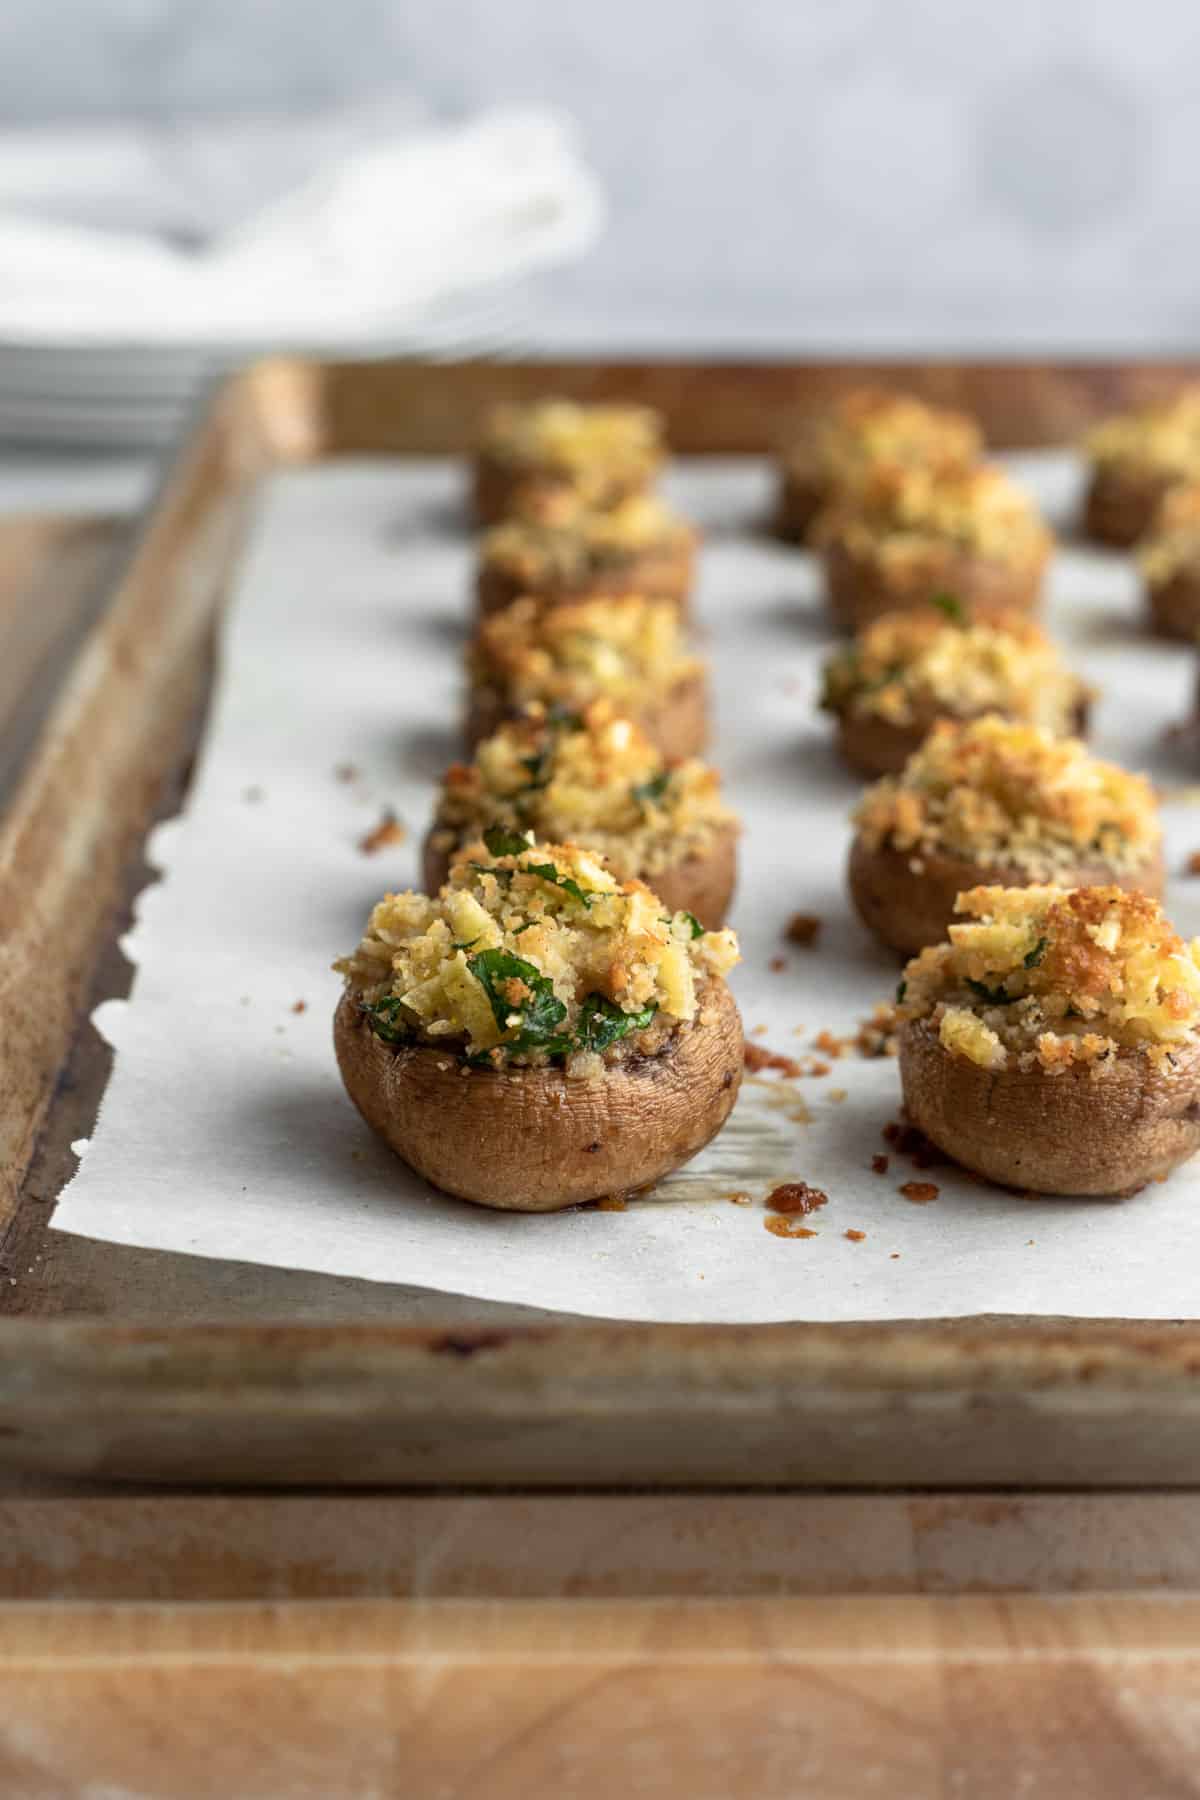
[0,107,600,449]
[0,291,536,449]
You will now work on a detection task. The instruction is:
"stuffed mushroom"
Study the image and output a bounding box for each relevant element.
[466,594,708,760]
[334,839,743,1211]
[426,700,738,927]
[775,385,982,545]
[1084,386,1200,548]
[477,490,697,619]
[816,462,1052,634]
[472,398,666,524]
[848,715,1164,956]
[820,601,1092,778]
[1138,478,1200,640]
[897,883,1200,1196]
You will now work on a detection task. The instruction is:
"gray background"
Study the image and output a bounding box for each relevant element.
[4,0,1200,350]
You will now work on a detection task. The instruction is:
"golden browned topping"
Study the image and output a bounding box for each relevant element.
[335,838,739,1076]
[899,884,1200,1074]
[1139,477,1200,584]
[430,701,734,880]
[480,493,693,589]
[817,462,1051,571]
[1087,387,1200,479]
[853,716,1160,877]
[821,604,1088,734]
[480,399,664,481]
[470,595,700,715]
[783,387,981,486]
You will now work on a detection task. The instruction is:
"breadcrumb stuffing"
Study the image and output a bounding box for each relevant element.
[853,716,1160,878]
[480,492,693,589]
[782,387,980,490]
[821,607,1088,735]
[480,399,664,485]
[1087,386,1200,480]
[899,884,1200,1074]
[816,462,1050,573]
[336,839,738,1072]
[429,700,735,880]
[471,594,700,717]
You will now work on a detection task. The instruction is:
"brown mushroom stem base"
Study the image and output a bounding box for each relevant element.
[334,982,744,1212]
[774,471,826,544]
[1147,572,1200,642]
[464,670,709,761]
[848,837,1166,958]
[1083,466,1174,549]
[423,822,738,929]
[900,1017,1200,1196]
[824,542,1045,634]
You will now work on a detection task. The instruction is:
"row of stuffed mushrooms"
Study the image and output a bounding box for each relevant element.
[333,393,1200,1214]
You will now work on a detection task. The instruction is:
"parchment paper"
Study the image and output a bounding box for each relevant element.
[52,453,1200,1322]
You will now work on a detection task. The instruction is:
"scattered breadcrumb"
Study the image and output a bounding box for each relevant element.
[855,1004,900,1058]
[744,1043,805,1077]
[1188,851,1200,875]
[785,912,822,947]
[871,1153,889,1175]
[765,1217,818,1239]
[765,1182,829,1216]
[900,1180,939,1204]
[890,1252,901,1260]
[769,956,787,973]
[359,809,408,854]
[827,1088,848,1103]
[884,1120,944,1169]
[844,1229,867,1242]
[751,1023,769,1037]
[291,1000,307,1014]
[813,1029,847,1059]
[596,1196,627,1212]
[334,763,360,783]
[725,1191,753,1206]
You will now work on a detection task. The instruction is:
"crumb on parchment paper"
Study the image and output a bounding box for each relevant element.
[785,912,822,947]
[359,810,408,854]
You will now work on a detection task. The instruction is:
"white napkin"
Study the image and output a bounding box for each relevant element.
[0,105,603,346]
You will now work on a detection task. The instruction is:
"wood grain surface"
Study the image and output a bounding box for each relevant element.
[1,1591,1199,1797]
[0,1491,1196,1798]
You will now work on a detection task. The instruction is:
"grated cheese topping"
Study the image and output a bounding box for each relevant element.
[480,492,693,589]
[430,701,735,879]
[853,716,1160,876]
[821,606,1088,733]
[479,399,664,481]
[782,387,981,487]
[816,462,1051,572]
[336,839,739,1074]
[900,884,1200,1073]
[470,594,700,714]
[1087,386,1200,479]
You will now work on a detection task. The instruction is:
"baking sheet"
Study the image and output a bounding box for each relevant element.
[51,453,1200,1323]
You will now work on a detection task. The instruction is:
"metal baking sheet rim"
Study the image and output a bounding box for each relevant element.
[4,353,1200,1488]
